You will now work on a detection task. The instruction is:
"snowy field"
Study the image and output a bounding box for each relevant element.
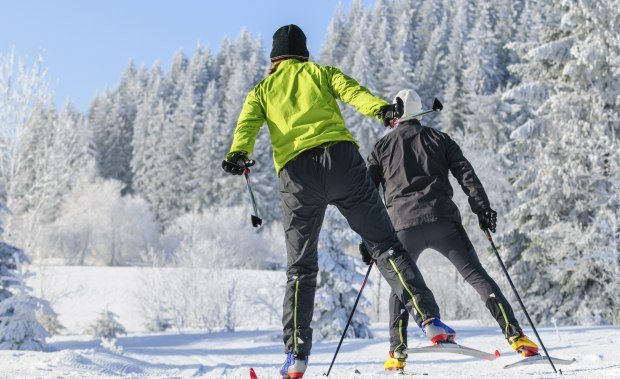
[1,322,619,378]
[2,265,617,378]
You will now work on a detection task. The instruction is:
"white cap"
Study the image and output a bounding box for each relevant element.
[393,89,422,119]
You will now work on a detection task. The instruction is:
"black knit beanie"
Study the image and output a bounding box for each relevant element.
[270,24,309,61]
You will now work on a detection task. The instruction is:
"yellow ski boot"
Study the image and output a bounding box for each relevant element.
[384,350,407,371]
[509,332,539,357]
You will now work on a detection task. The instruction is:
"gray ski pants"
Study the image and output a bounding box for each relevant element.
[387,221,522,352]
[278,142,439,356]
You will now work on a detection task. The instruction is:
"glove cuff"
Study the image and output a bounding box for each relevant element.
[226,151,248,161]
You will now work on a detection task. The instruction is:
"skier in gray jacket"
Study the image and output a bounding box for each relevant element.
[361,89,539,371]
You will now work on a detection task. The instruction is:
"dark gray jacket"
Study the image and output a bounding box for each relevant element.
[367,119,490,231]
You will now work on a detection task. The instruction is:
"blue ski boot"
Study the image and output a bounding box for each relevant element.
[280,352,308,378]
[422,317,456,343]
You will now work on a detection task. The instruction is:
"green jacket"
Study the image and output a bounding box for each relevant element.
[228,59,389,173]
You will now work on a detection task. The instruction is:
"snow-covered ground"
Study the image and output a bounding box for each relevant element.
[1,321,619,378]
[3,265,617,378]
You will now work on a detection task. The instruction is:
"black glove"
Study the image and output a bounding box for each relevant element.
[477,208,497,233]
[378,97,404,127]
[358,242,373,265]
[221,152,255,175]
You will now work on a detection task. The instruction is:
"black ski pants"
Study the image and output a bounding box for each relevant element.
[387,220,522,352]
[278,142,440,356]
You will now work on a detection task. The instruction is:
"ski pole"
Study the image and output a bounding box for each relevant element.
[243,168,262,227]
[483,229,558,374]
[324,261,374,377]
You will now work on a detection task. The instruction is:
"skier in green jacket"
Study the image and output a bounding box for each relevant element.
[222,24,455,379]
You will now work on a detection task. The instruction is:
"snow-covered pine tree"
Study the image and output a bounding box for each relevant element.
[131,64,171,224]
[313,207,372,340]
[87,309,127,339]
[145,51,191,226]
[89,62,142,194]
[412,0,442,56]
[7,103,92,261]
[164,50,189,113]
[338,0,366,70]
[191,81,224,210]
[0,243,24,303]
[124,51,187,226]
[387,3,419,96]
[37,311,65,337]
[499,0,620,325]
[318,3,349,67]
[0,250,55,350]
[156,52,205,224]
[368,0,396,97]
[177,45,212,213]
[440,1,471,131]
[0,50,52,205]
[412,11,448,126]
[462,2,509,97]
[458,1,517,144]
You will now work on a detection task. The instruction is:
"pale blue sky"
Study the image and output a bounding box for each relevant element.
[0,0,372,111]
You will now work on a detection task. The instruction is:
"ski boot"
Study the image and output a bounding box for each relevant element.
[422,317,456,344]
[280,352,308,378]
[384,350,407,371]
[508,331,539,357]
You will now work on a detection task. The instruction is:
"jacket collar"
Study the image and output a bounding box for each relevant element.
[278,59,304,68]
[392,118,422,130]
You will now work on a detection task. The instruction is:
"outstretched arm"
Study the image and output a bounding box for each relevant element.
[327,66,389,121]
[228,88,265,158]
[445,134,490,214]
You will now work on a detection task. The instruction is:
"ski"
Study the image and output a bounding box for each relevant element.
[353,368,428,376]
[503,355,576,369]
[406,341,500,361]
[249,368,258,379]
[374,370,428,376]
